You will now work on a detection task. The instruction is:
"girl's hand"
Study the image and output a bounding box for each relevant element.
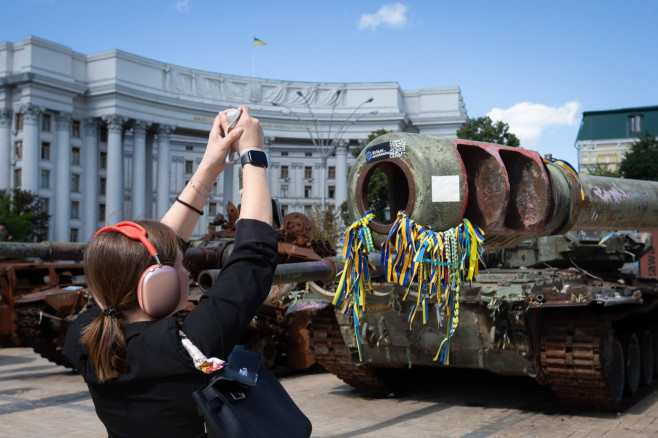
[200,110,245,175]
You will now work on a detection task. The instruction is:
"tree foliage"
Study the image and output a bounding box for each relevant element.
[618,132,658,181]
[0,189,50,242]
[457,116,520,147]
[308,202,345,248]
[584,163,621,178]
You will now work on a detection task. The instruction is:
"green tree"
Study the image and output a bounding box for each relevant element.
[585,163,621,178]
[457,116,520,146]
[619,132,658,181]
[307,202,345,247]
[0,189,51,242]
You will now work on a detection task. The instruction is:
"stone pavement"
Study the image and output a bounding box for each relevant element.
[2,347,658,437]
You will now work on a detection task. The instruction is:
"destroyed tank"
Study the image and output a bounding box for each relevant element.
[0,207,335,371]
[304,132,658,411]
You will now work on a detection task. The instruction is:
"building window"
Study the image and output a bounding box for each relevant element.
[209,202,217,217]
[70,228,79,243]
[15,113,23,131]
[99,204,106,222]
[14,169,21,187]
[305,152,312,157]
[328,166,336,179]
[281,151,288,157]
[185,160,194,174]
[280,165,289,179]
[630,114,642,133]
[41,142,51,160]
[304,205,312,216]
[99,125,108,142]
[185,145,194,151]
[40,169,50,188]
[99,177,106,195]
[72,120,81,138]
[304,185,312,198]
[42,114,51,132]
[40,197,49,214]
[328,185,335,199]
[72,147,81,165]
[304,166,312,179]
[14,141,23,159]
[71,201,80,219]
[71,174,80,192]
[280,204,288,216]
[280,184,288,198]
[212,182,218,196]
[100,151,107,169]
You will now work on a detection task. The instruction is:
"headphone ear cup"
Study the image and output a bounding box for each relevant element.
[137,265,182,318]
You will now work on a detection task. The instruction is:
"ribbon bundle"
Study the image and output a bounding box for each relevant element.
[332,211,377,361]
[542,155,584,200]
[381,212,484,364]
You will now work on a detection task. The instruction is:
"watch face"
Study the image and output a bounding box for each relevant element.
[242,150,268,168]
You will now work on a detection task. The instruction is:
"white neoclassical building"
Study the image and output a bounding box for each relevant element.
[0,36,468,242]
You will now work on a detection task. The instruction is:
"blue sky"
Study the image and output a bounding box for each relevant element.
[4,0,657,166]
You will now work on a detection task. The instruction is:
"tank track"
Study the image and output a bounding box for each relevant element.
[310,308,392,393]
[14,304,72,369]
[539,309,656,411]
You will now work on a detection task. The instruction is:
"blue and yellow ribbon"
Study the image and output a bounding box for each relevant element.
[381,212,485,364]
[542,155,584,200]
[333,211,376,361]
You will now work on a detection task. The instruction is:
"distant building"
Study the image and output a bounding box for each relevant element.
[577,106,658,174]
[0,36,468,241]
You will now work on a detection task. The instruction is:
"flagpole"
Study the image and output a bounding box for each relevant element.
[252,44,255,77]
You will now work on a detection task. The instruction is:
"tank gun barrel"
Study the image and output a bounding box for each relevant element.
[0,241,87,261]
[198,253,386,293]
[349,134,658,250]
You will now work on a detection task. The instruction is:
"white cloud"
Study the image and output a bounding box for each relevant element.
[358,3,409,30]
[173,0,190,12]
[486,101,580,147]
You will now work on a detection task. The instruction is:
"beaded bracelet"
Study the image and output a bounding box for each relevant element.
[175,197,204,215]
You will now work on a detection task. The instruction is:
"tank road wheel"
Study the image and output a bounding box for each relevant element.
[652,327,658,378]
[619,332,641,395]
[638,330,654,387]
[601,338,625,404]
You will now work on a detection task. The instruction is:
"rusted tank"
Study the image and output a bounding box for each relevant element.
[0,208,336,371]
[313,133,658,411]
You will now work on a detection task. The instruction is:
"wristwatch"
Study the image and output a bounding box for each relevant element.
[240,148,268,169]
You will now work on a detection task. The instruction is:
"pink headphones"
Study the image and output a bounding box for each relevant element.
[94,221,183,318]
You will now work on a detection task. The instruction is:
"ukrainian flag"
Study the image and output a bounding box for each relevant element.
[253,37,267,46]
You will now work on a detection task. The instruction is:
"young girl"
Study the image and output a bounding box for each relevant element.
[64,106,277,438]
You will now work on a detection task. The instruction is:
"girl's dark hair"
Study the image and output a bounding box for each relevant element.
[80,220,179,382]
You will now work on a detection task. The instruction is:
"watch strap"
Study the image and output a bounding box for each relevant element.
[240,148,268,168]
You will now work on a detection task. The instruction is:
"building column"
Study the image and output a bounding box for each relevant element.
[104,115,125,224]
[156,124,174,218]
[291,163,303,200]
[270,162,280,196]
[131,120,148,219]
[20,104,41,193]
[54,112,72,241]
[145,130,155,218]
[335,140,349,207]
[83,118,100,239]
[264,136,275,185]
[222,164,234,213]
[0,109,12,190]
[314,162,323,204]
